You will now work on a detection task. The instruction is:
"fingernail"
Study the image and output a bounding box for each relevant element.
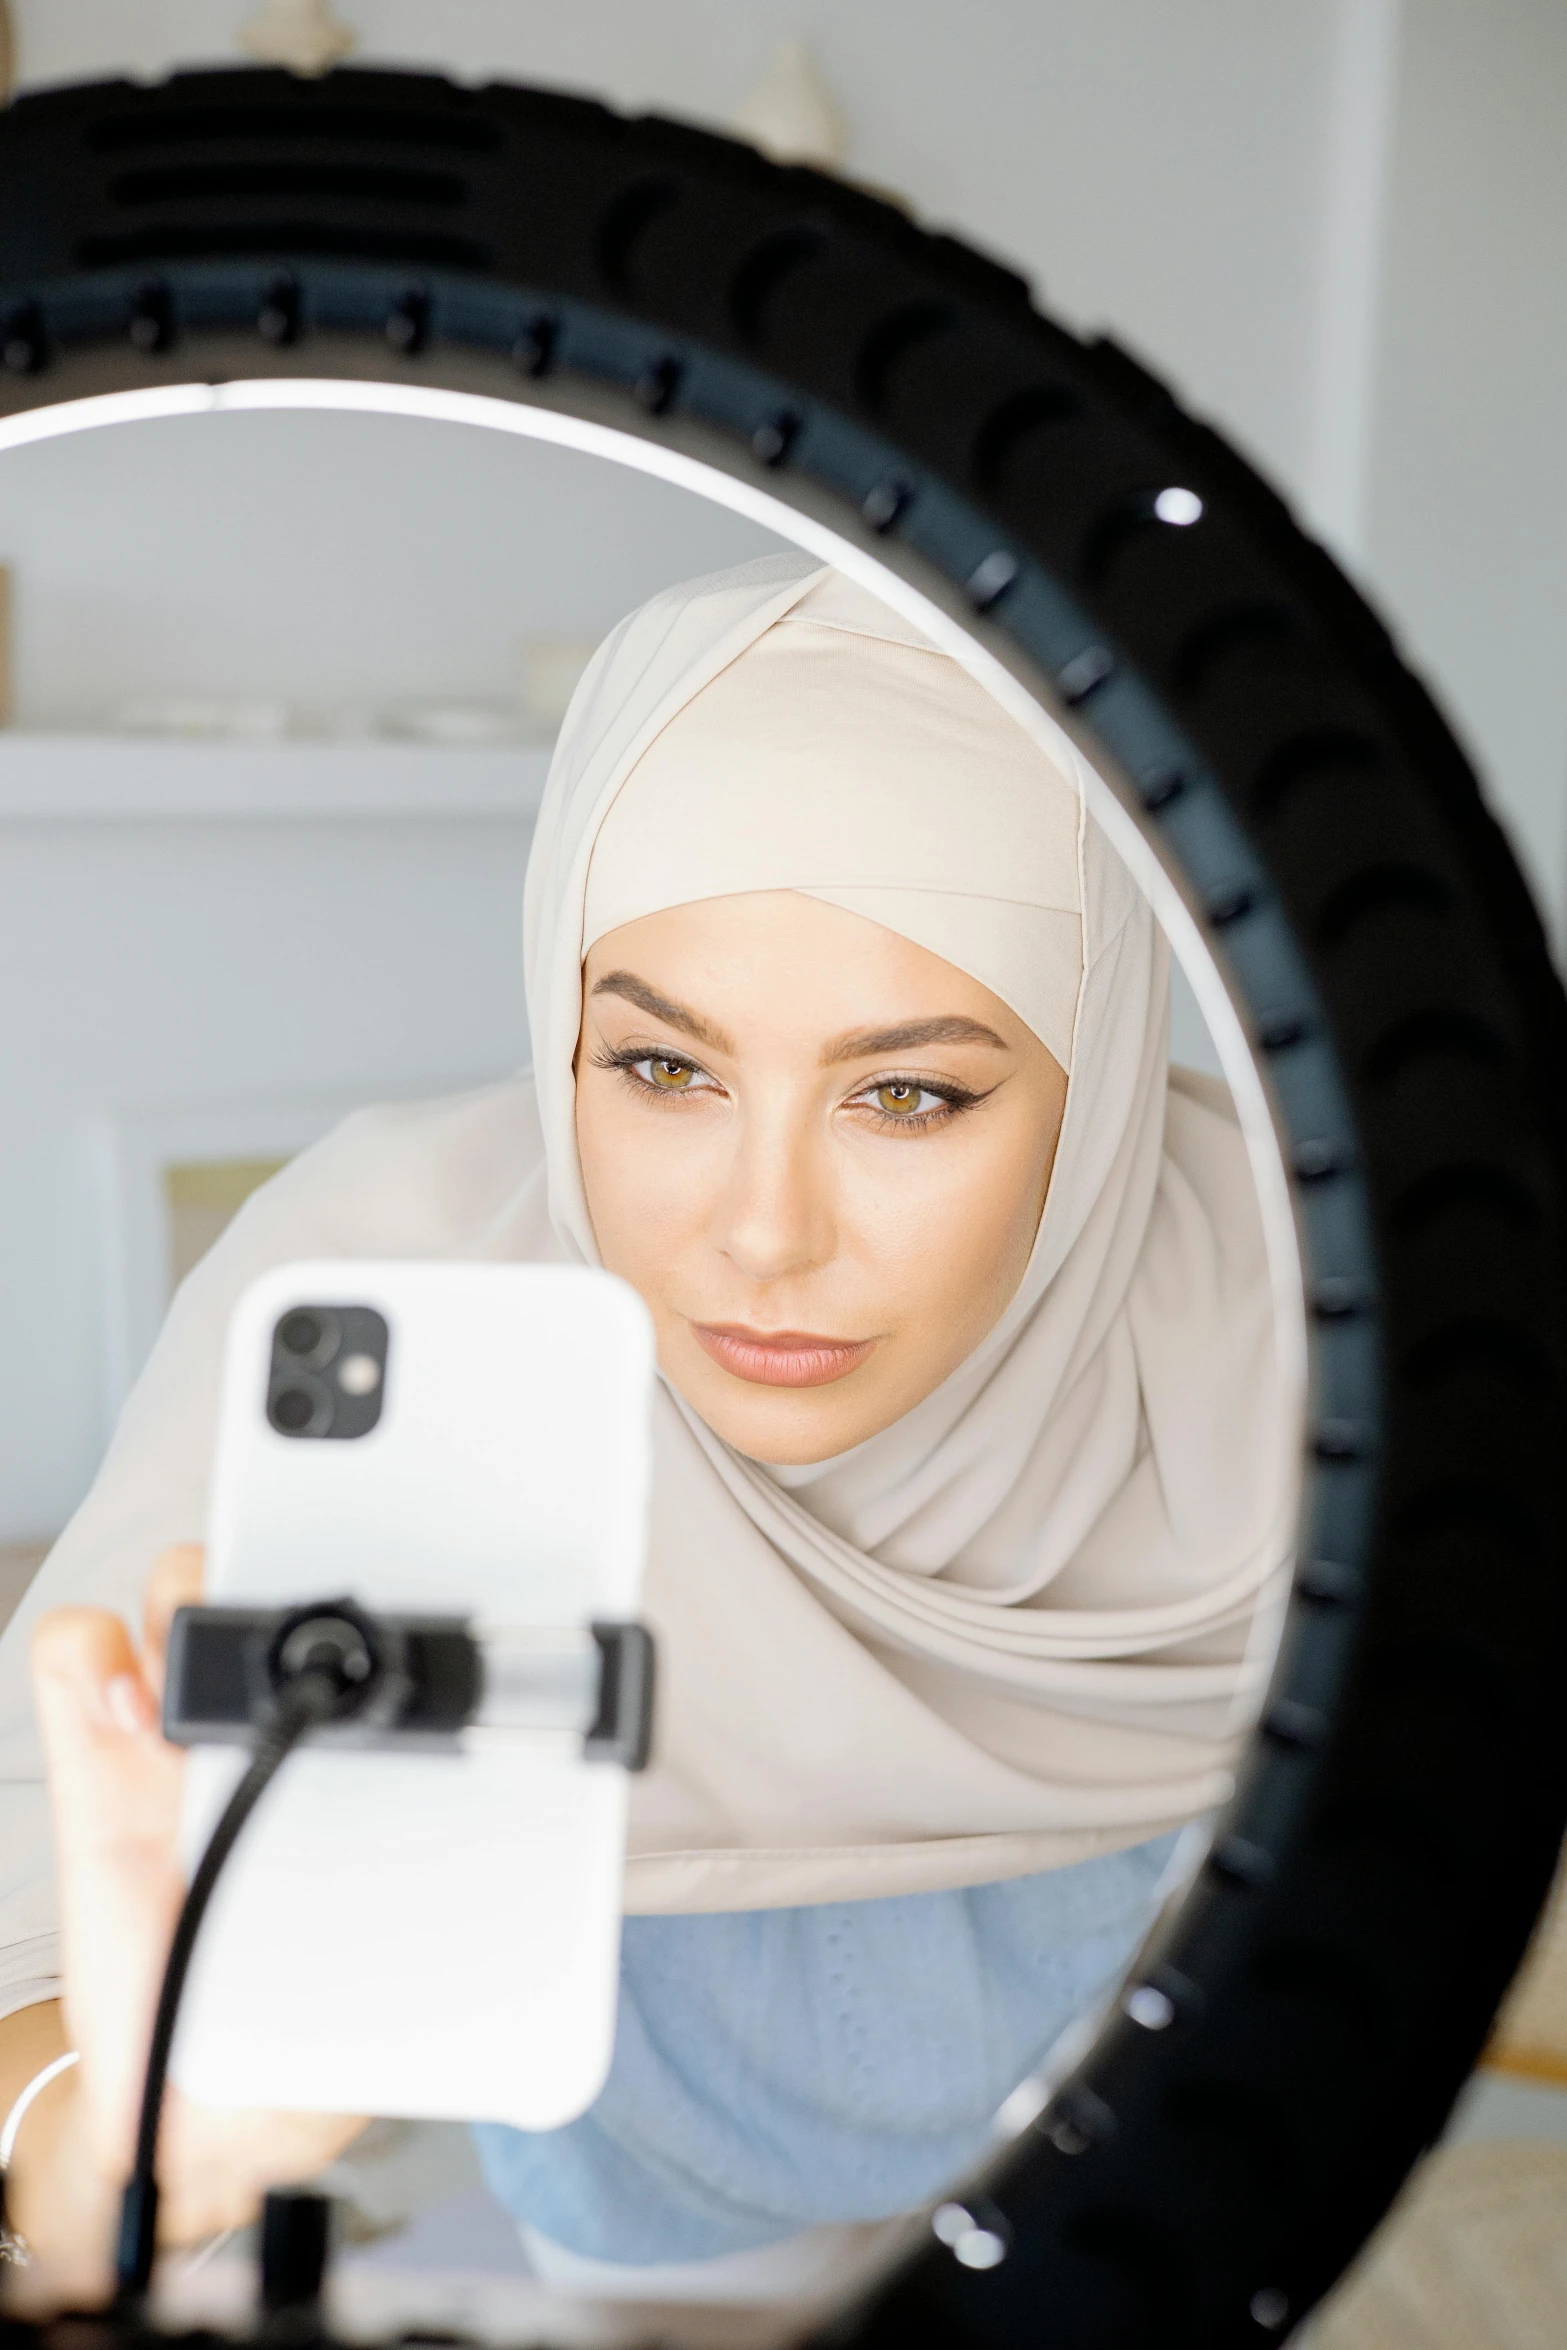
[103,1674,152,1735]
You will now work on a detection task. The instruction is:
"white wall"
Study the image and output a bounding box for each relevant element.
[0,406,777,722]
[1362,1,1567,932]
[0,419,779,1540]
[0,397,1228,1545]
[0,807,532,1537]
[11,2,1563,920]
[10,0,1343,496]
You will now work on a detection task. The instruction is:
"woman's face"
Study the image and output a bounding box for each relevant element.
[575,890,1069,1463]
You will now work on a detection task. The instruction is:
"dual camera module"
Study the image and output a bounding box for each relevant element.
[267,1303,390,1441]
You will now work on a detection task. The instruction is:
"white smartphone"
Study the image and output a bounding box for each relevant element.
[170,1259,655,2132]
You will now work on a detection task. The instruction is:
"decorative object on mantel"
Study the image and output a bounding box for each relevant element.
[0,730,552,827]
[165,1156,290,1291]
[238,0,356,78]
[384,700,541,746]
[101,693,548,746]
[111,695,292,741]
[730,41,847,172]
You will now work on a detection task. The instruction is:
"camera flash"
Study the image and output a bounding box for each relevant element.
[337,1352,382,1396]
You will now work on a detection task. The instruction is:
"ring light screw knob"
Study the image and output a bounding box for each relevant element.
[513,313,557,376]
[751,409,800,467]
[860,475,909,532]
[634,355,681,415]
[1057,642,1115,703]
[966,549,1018,610]
[128,284,175,354]
[1123,1983,1176,2030]
[258,278,303,346]
[1,305,44,374]
[1249,2285,1291,2331]
[1044,2083,1117,2156]
[386,289,430,355]
[932,2199,1011,2270]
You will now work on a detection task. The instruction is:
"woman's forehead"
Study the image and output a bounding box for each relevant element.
[582,894,1036,1053]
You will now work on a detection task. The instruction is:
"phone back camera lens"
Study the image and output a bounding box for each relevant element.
[268,1302,385,1440]
[277,1308,341,1368]
[278,1311,322,1358]
[270,1378,333,1437]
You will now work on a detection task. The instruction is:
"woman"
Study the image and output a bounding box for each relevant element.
[0,553,1290,2290]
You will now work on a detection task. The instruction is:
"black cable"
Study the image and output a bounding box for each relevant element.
[115,1672,338,2302]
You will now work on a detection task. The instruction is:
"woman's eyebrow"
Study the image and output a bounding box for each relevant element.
[591,970,734,1053]
[823,1016,1009,1064]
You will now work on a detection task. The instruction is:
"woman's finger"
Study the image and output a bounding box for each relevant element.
[31,1607,147,1747]
[143,1544,205,1697]
[31,1609,176,1858]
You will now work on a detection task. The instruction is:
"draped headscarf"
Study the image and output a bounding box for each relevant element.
[0,553,1292,1996]
[524,551,1292,1906]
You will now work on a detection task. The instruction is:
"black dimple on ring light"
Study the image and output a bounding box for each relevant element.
[1,65,1563,2349]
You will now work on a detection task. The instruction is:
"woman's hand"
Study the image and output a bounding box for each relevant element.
[7,1547,365,2293]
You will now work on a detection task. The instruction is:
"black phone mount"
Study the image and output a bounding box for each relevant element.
[164,1602,656,1771]
[98,1599,654,2303]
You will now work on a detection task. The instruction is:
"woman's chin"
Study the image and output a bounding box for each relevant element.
[664,1341,891,1464]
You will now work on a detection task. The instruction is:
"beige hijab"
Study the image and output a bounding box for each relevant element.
[0,553,1291,1965]
[535,552,1291,1903]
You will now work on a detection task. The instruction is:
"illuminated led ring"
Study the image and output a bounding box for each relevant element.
[2,67,1564,2349]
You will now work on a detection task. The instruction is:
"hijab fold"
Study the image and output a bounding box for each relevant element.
[0,553,1293,1919]
[530,554,1293,1904]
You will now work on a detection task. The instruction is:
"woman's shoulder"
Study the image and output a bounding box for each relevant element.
[236,1073,547,1258]
[1156,1064,1269,1273]
[1164,1064,1237,1130]
[139,1070,550,1459]
[16,1075,551,1632]
[145,1071,553,1424]
[1162,1065,1249,1191]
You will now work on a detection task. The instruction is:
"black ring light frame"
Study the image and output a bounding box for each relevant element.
[1,66,1564,2350]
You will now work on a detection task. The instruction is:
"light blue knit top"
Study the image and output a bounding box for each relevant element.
[471,1835,1174,2265]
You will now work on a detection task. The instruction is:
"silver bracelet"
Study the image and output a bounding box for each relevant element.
[0,2049,80,2265]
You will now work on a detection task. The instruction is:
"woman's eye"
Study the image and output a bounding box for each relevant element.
[634,1055,709,1092]
[594,1044,720,1098]
[863,1080,944,1118]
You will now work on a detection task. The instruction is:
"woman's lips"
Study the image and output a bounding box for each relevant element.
[691,1323,877,1388]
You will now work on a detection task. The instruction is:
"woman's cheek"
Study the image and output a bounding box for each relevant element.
[847,1121,1037,1333]
[843,1121,1005,1260]
[575,1083,644,1281]
[580,1087,712,1295]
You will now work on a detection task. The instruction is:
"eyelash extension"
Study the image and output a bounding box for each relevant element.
[589,1042,717,1100]
[589,1043,994,1131]
[849,1075,992,1134]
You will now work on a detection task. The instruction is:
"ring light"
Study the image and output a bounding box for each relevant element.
[1,65,1564,2347]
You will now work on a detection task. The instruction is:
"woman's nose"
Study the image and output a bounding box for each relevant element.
[714,1113,834,1286]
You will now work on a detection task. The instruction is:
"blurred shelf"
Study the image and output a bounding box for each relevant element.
[0,732,553,822]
